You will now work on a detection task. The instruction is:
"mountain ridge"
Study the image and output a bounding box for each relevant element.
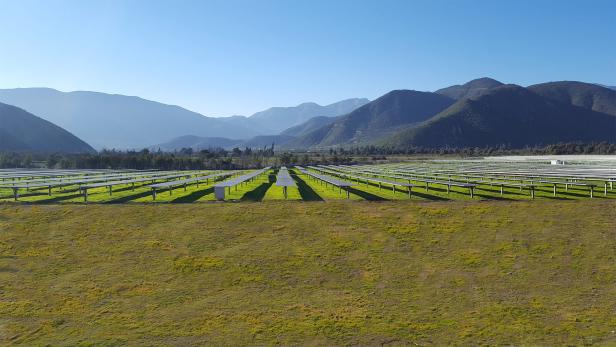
[282,90,455,148]
[528,81,616,116]
[0,88,368,150]
[4,78,616,153]
[436,77,504,100]
[0,101,95,153]
[386,84,616,148]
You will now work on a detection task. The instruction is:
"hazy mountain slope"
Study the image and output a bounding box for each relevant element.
[246,98,369,134]
[528,81,616,116]
[152,134,295,151]
[239,135,295,148]
[215,115,276,134]
[0,128,30,151]
[289,90,455,147]
[280,116,340,137]
[150,135,241,152]
[0,102,95,153]
[0,88,368,149]
[0,88,259,149]
[387,85,616,148]
[436,77,503,100]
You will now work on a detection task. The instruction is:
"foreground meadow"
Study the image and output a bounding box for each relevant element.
[1,201,615,345]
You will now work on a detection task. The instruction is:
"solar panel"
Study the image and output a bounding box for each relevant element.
[82,172,196,190]
[150,171,236,189]
[275,167,296,199]
[275,167,296,187]
[0,170,162,187]
[215,167,271,188]
[213,167,271,200]
[296,166,356,199]
[149,171,238,200]
[331,165,477,197]
[0,170,191,201]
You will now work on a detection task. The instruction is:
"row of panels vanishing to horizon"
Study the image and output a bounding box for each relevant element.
[0,78,615,154]
[1,157,616,203]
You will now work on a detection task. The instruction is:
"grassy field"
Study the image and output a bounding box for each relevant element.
[1,200,616,345]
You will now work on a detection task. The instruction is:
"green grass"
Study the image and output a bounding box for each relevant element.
[1,201,616,345]
[262,177,302,201]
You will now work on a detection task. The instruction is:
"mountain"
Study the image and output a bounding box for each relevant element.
[0,102,95,153]
[152,134,295,152]
[0,129,30,151]
[216,115,275,135]
[436,77,504,100]
[386,85,616,148]
[243,98,369,134]
[280,116,340,137]
[286,90,455,148]
[528,81,616,116]
[240,135,295,148]
[150,135,241,152]
[0,88,367,150]
[0,88,260,150]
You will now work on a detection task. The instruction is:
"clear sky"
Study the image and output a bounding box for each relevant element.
[1,0,614,116]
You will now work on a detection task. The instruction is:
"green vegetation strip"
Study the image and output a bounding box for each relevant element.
[1,201,615,345]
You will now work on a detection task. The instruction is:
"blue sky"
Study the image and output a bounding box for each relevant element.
[1,0,614,116]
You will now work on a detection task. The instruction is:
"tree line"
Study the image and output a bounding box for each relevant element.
[1,142,615,169]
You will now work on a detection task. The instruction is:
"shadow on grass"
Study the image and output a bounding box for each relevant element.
[6,190,49,200]
[346,187,387,201]
[0,266,18,273]
[36,193,85,203]
[292,174,324,202]
[549,189,593,199]
[408,190,450,201]
[105,183,152,194]
[474,186,523,200]
[476,185,534,199]
[172,187,214,203]
[105,190,154,204]
[241,183,272,201]
[241,174,275,201]
[473,193,513,201]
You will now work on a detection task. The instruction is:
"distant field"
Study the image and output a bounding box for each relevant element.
[1,201,615,345]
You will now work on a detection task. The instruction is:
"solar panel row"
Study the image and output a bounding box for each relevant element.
[213,167,271,200]
[275,167,296,199]
[389,166,599,198]
[331,165,478,198]
[0,170,162,187]
[149,171,239,200]
[313,165,415,198]
[0,171,184,201]
[296,166,355,199]
[81,172,200,202]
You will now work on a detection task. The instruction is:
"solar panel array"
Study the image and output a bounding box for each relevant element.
[0,170,171,200]
[310,165,415,197]
[149,171,238,200]
[1,158,616,202]
[0,171,162,188]
[81,172,199,202]
[0,169,123,180]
